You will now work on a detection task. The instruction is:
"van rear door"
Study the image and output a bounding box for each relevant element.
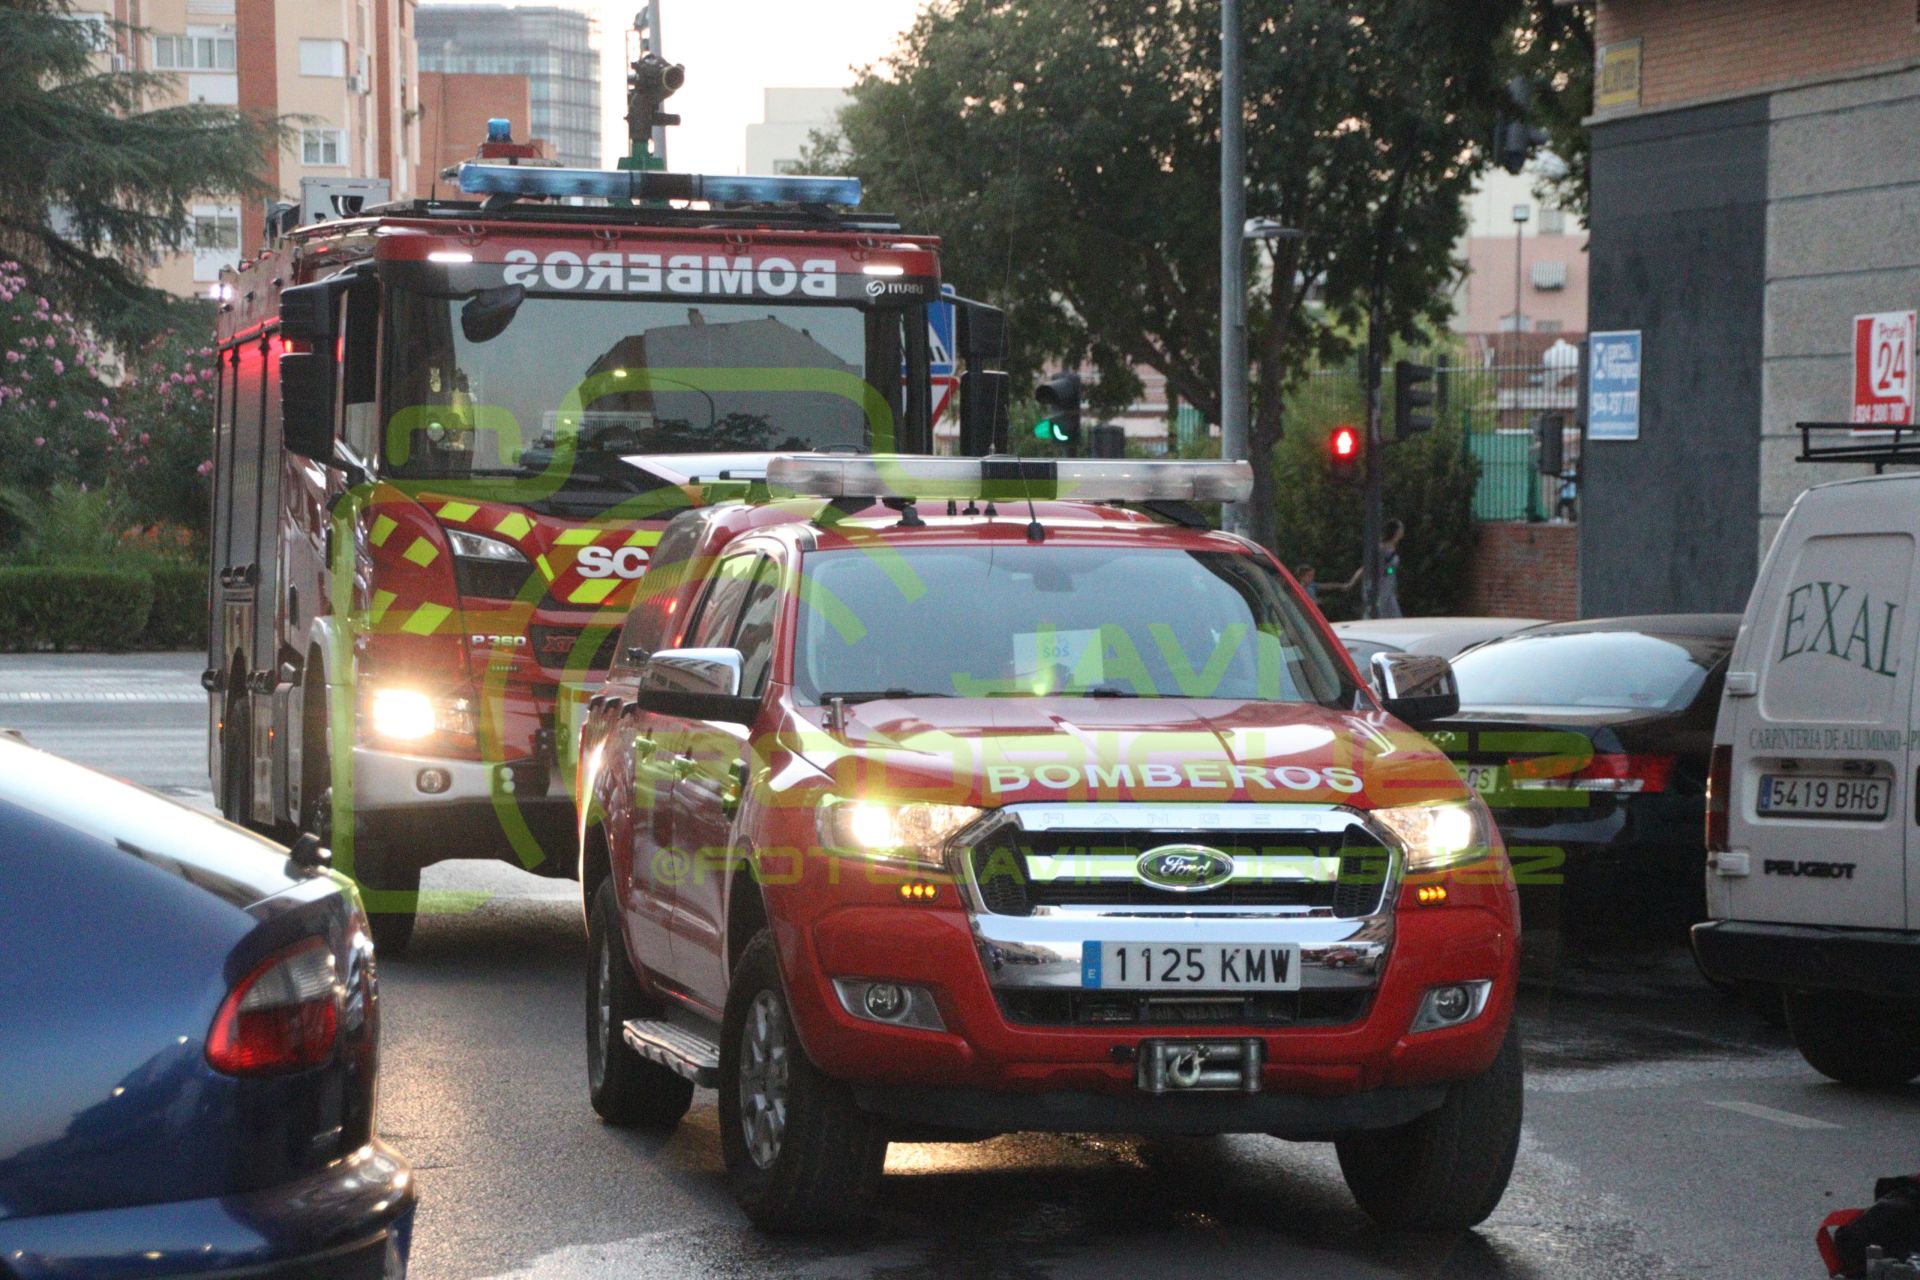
[1719,477,1918,931]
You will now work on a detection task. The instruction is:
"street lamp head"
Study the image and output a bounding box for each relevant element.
[1243,217,1304,242]
[1511,204,1531,225]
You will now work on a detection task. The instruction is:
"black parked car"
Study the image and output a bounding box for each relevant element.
[1429,615,1740,942]
[0,734,413,1278]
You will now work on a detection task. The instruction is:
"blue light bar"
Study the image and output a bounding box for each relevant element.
[486,118,512,142]
[455,163,862,207]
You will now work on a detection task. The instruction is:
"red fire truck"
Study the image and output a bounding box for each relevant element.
[204,129,1007,952]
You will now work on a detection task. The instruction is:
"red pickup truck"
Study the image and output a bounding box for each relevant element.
[574,456,1522,1233]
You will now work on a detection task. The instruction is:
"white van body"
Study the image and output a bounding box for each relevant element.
[1694,471,1920,1086]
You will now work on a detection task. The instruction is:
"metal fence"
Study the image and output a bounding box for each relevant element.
[1294,352,1583,523]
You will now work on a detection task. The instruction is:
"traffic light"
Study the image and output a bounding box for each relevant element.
[1494,76,1549,175]
[1394,360,1435,441]
[626,52,685,159]
[1034,372,1082,449]
[1329,424,1362,485]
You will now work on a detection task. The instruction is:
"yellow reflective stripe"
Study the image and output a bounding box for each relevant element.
[554,527,599,546]
[400,602,452,635]
[623,529,662,547]
[437,500,480,523]
[402,537,440,568]
[535,553,555,581]
[370,515,397,547]
[567,578,619,605]
[495,512,533,540]
[369,589,396,624]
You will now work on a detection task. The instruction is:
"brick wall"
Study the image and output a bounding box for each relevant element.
[1596,0,1920,114]
[1466,523,1580,621]
[414,72,535,196]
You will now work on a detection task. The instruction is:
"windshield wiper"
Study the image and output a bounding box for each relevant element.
[819,688,955,704]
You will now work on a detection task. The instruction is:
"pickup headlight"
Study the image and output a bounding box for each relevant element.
[1371,800,1493,873]
[815,799,981,869]
[446,528,534,600]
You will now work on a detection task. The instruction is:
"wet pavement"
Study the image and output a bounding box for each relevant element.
[10,651,1916,1279]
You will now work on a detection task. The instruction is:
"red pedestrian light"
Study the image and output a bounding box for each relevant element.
[1329,425,1361,484]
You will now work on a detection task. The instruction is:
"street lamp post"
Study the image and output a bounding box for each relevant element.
[1219,0,1247,536]
[1511,202,1530,357]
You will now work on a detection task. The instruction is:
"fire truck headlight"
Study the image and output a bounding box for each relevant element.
[1371,800,1493,873]
[447,529,526,563]
[816,799,981,870]
[369,689,437,741]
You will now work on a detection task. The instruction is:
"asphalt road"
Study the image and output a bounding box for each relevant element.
[7,651,1915,1280]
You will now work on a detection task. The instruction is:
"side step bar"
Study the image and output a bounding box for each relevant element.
[622,1018,720,1087]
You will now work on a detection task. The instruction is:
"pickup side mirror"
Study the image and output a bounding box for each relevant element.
[279,350,334,462]
[1370,651,1460,724]
[636,647,758,724]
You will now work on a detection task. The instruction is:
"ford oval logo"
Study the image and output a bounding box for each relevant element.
[1136,844,1234,892]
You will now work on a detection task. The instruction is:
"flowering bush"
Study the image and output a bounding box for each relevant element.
[0,261,217,548]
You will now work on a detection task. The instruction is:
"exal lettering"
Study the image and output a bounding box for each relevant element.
[1777,581,1899,677]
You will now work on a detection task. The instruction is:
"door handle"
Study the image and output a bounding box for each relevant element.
[668,754,696,779]
[721,758,749,816]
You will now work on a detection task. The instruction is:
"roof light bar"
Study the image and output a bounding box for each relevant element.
[455,163,862,207]
[766,456,1254,504]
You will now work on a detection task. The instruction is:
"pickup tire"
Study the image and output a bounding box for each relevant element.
[585,880,694,1128]
[719,930,887,1232]
[1335,1021,1523,1232]
[1785,989,1920,1088]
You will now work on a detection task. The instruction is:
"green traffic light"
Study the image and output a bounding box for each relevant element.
[1033,418,1070,443]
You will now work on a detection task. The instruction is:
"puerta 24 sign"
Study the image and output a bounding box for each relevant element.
[1587,330,1642,442]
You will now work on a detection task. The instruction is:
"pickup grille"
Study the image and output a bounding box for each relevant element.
[996,988,1373,1028]
[969,826,1391,918]
[528,623,618,673]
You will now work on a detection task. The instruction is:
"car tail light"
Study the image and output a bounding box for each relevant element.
[1706,743,1732,852]
[206,937,340,1075]
[1508,752,1675,794]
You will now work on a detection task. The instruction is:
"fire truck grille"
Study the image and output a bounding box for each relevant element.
[968,827,1390,918]
[995,988,1373,1028]
[528,624,618,673]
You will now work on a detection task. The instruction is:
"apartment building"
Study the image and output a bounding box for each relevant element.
[78,0,419,295]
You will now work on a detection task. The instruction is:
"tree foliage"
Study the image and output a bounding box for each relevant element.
[816,0,1528,545]
[0,0,288,341]
[1515,0,1593,217]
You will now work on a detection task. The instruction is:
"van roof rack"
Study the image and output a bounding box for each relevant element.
[1797,422,1920,473]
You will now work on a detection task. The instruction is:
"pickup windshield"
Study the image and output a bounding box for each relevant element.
[794,545,1351,706]
[381,286,875,491]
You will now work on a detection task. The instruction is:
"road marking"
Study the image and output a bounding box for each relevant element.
[1705,1099,1841,1130]
[0,690,203,704]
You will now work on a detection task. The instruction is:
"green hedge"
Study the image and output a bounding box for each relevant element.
[142,561,209,649]
[0,567,155,652]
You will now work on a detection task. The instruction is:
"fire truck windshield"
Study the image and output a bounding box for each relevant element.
[382,285,876,494]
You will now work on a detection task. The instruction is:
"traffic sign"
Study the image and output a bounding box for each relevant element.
[1851,310,1915,431]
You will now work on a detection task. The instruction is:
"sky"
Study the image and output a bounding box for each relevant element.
[582,0,929,173]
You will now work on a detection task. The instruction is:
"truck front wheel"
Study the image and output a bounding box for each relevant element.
[1335,1022,1523,1232]
[719,930,887,1232]
[1785,989,1920,1087]
[585,880,694,1128]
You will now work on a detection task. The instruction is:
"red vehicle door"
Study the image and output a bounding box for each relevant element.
[668,551,783,1008]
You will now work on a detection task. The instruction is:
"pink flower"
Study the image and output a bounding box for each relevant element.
[51,358,63,374]
[43,335,55,349]
[169,372,182,384]
[46,398,55,409]
[138,432,150,445]
[196,460,214,476]
[32,437,44,447]
[4,351,17,363]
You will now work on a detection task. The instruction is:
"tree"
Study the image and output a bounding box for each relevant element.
[0,0,287,341]
[1514,0,1593,217]
[814,0,1528,547]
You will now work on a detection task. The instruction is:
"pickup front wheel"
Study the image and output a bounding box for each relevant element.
[1335,1022,1523,1232]
[719,930,887,1232]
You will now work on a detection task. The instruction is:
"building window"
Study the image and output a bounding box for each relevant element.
[153,29,235,70]
[193,210,239,250]
[298,38,347,77]
[1539,205,1566,236]
[1535,320,1563,334]
[301,128,347,166]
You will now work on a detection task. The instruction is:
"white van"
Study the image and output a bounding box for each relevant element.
[1694,471,1920,1086]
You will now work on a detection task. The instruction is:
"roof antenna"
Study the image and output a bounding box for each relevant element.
[1017,460,1045,543]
